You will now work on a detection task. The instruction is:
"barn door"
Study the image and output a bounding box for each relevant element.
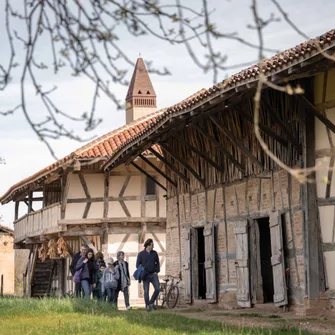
[269,212,288,306]
[204,222,217,303]
[183,228,192,303]
[234,220,251,308]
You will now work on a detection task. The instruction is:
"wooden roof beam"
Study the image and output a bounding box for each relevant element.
[191,124,246,175]
[138,154,177,189]
[172,133,225,175]
[300,95,335,134]
[160,142,205,187]
[233,106,289,148]
[209,115,263,169]
[130,161,167,192]
[148,147,190,185]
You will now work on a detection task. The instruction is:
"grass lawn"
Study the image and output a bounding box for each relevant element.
[0,297,320,335]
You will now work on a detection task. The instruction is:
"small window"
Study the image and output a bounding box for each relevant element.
[147,90,150,94]
[138,90,142,94]
[146,177,156,195]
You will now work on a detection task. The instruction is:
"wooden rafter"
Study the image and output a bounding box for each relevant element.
[138,153,177,188]
[300,95,335,134]
[148,147,190,185]
[130,161,167,192]
[173,133,225,174]
[209,115,263,168]
[160,142,205,187]
[191,124,246,175]
[233,106,289,148]
[60,171,72,219]
[262,99,301,154]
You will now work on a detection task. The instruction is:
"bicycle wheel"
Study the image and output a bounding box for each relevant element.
[166,285,179,309]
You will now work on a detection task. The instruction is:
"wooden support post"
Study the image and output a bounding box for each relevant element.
[299,96,323,298]
[103,172,109,218]
[81,235,98,254]
[139,154,177,188]
[28,192,33,213]
[148,147,190,185]
[14,201,19,221]
[209,115,263,168]
[191,124,246,174]
[160,142,205,187]
[131,161,167,192]
[61,171,72,220]
[0,274,3,297]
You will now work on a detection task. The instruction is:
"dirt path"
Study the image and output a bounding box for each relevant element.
[168,308,335,334]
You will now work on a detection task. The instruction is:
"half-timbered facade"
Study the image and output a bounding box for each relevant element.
[0,58,167,303]
[104,29,335,315]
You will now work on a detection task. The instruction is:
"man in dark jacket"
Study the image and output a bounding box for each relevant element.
[136,238,160,312]
[70,244,88,297]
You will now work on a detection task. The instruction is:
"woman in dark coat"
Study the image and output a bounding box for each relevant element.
[114,251,131,310]
[76,248,97,299]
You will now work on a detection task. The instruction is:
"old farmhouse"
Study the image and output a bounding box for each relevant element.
[103,29,335,315]
[0,58,166,302]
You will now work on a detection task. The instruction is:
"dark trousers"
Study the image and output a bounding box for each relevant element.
[122,287,130,308]
[143,273,160,306]
[75,282,82,297]
[106,287,118,304]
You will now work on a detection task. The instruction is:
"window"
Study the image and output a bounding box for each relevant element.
[146,177,156,195]
[147,90,150,94]
[138,90,142,94]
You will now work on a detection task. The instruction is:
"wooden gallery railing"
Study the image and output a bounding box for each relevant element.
[14,203,61,243]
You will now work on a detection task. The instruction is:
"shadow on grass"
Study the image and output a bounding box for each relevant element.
[0,297,320,335]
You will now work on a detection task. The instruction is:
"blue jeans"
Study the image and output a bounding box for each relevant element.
[81,279,91,299]
[143,273,160,306]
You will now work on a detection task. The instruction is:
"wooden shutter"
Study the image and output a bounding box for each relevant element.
[183,228,192,303]
[204,222,217,303]
[269,212,288,306]
[234,220,251,308]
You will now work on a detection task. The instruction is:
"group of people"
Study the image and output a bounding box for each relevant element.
[69,238,161,312]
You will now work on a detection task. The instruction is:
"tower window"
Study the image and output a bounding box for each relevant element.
[138,90,142,94]
[146,177,156,195]
[147,90,150,94]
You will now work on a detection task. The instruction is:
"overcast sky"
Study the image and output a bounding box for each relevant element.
[1,0,335,227]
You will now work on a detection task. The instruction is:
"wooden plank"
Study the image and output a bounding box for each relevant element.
[204,222,217,303]
[234,220,251,308]
[234,106,289,148]
[78,173,91,199]
[139,154,177,188]
[131,161,167,192]
[173,133,225,175]
[210,115,263,168]
[160,142,205,187]
[59,217,167,225]
[152,232,166,253]
[269,212,288,306]
[262,99,301,154]
[67,195,157,203]
[119,201,131,217]
[148,147,190,185]
[61,171,72,220]
[81,235,98,253]
[223,186,230,283]
[15,201,19,221]
[103,172,109,218]
[191,124,246,175]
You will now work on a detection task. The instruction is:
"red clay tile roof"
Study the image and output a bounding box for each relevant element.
[0,109,166,204]
[0,224,14,234]
[103,28,335,170]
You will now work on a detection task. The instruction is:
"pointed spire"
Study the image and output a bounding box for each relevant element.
[126,58,156,101]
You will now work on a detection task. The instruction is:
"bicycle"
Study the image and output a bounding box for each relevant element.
[156,275,180,309]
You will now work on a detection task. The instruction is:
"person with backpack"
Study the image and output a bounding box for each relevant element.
[101,258,120,306]
[114,251,132,310]
[136,238,160,312]
[75,248,97,299]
